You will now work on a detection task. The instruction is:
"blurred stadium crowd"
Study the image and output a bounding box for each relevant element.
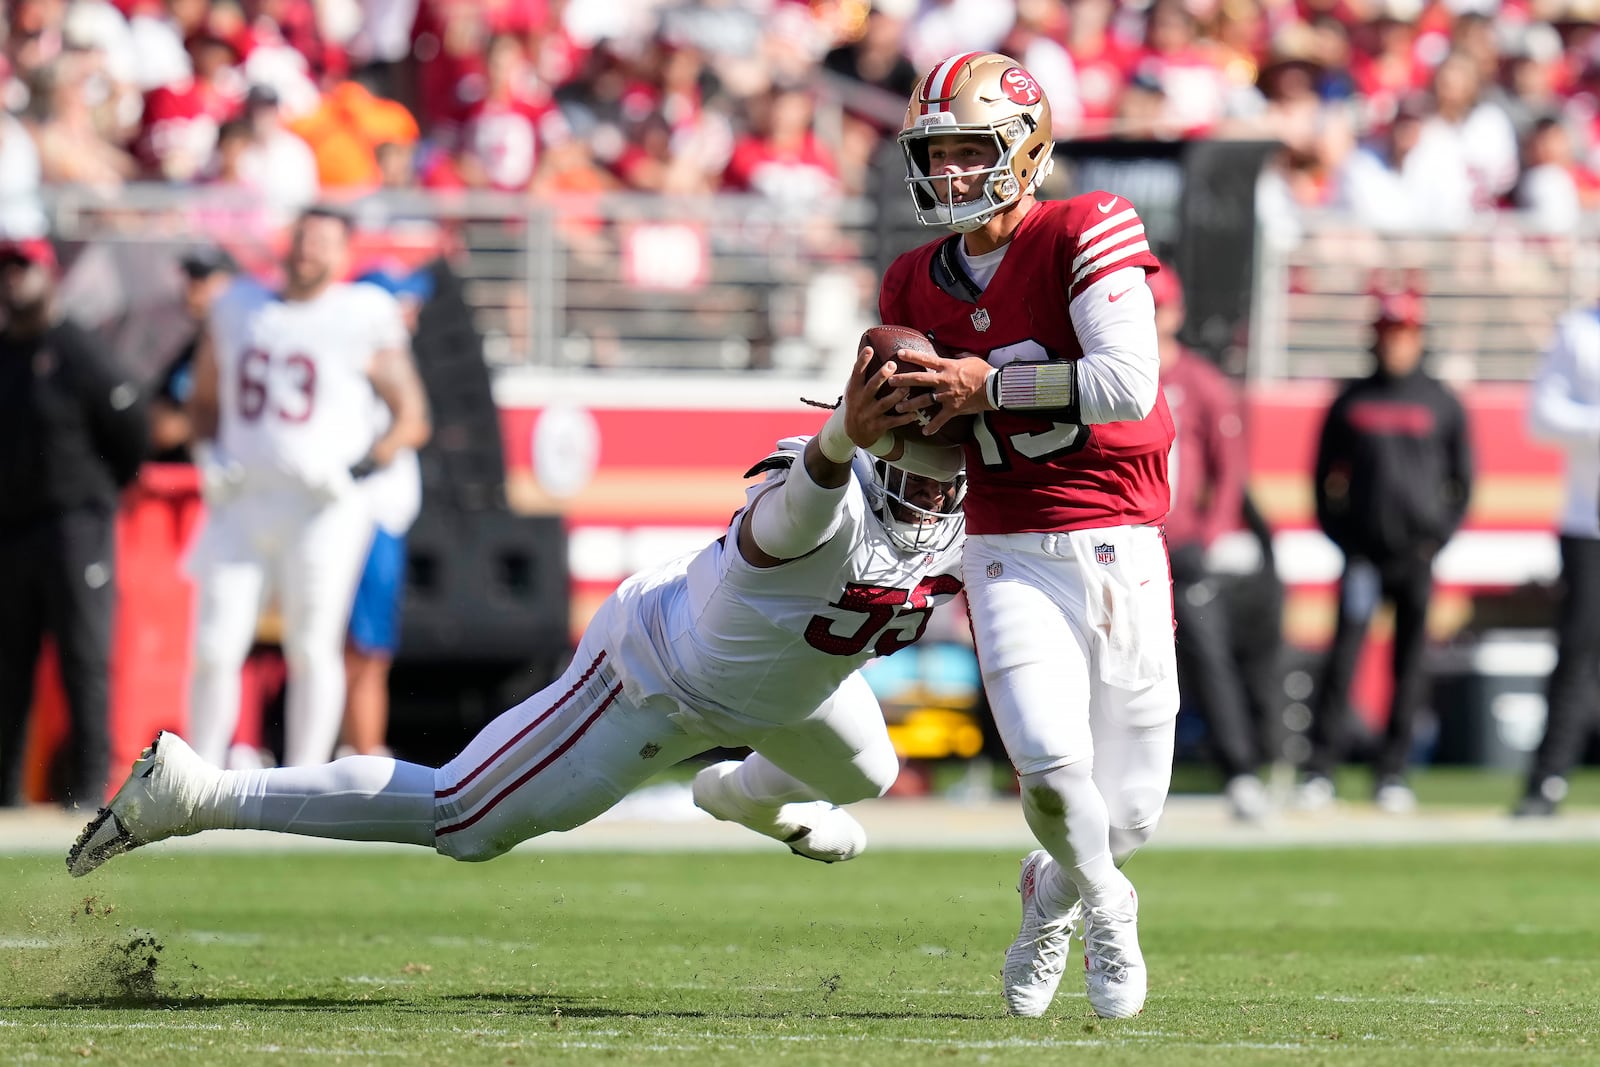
[5,0,1600,231]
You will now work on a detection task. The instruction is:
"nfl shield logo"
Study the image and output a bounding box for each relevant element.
[1095,543,1116,566]
[986,561,1003,579]
[971,307,991,332]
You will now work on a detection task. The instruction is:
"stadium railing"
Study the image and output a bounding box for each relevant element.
[1251,208,1600,383]
[41,184,884,383]
[46,184,1599,387]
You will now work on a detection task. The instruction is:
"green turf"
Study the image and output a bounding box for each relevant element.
[3,845,1598,1065]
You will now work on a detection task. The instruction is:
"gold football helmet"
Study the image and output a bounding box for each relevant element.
[898,52,1055,232]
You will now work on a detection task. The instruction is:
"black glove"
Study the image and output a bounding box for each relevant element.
[349,455,379,480]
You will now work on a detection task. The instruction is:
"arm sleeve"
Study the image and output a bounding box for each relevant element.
[1527,318,1600,449]
[1067,266,1161,425]
[748,461,851,561]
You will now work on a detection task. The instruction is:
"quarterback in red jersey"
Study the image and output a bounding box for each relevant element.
[882,51,1179,1021]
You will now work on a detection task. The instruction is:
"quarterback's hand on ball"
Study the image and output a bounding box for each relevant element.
[845,345,918,449]
[889,348,994,435]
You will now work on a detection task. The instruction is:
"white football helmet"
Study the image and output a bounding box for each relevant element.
[854,452,966,554]
[898,51,1055,232]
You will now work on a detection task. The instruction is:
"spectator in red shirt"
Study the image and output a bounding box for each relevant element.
[457,33,568,193]
[134,29,244,180]
[1068,0,1135,135]
[1137,0,1230,138]
[612,110,712,195]
[411,0,542,137]
[1351,12,1429,129]
[722,82,839,203]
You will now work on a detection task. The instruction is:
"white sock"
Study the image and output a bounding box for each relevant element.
[201,756,438,848]
[731,755,815,807]
[1020,763,1131,912]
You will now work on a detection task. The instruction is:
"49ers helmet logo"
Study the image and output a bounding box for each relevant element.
[1001,67,1042,106]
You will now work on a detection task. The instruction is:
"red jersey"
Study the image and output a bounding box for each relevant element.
[1159,346,1245,550]
[721,135,839,200]
[461,95,568,191]
[136,80,239,180]
[878,196,1173,536]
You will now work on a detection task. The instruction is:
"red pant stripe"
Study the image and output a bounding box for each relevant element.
[435,650,607,800]
[435,684,623,837]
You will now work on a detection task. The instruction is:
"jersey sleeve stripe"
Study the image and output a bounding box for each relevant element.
[1077,207,1139,245]
[1072,240,1152,286]
[1071,223,1147,274]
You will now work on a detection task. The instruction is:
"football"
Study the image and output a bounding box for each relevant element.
[857,325,976,447]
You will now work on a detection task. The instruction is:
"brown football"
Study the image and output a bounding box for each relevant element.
[857,325,976,448]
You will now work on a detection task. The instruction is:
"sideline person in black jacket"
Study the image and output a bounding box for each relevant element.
[0,236,147,809]
[1296,292,1473,814]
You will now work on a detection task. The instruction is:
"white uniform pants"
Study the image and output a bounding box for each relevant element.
[963,527,1180,831]
[433,596,898,861]
[187,487,374,768]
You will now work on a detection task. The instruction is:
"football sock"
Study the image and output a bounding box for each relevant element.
[1019,762,1130,912]
[731,754,816,807]
[203,757,438,848]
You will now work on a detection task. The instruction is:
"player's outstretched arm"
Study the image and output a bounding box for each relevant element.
[738,348,913,566]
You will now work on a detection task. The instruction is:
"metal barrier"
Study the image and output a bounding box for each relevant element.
[42,184,884,379]
[1252,209,1600,382]
[48,186,1600,386]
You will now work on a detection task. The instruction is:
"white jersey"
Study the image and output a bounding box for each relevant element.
[604,448,965,736]
[1528,308,1600,540]
[210,278,408,490]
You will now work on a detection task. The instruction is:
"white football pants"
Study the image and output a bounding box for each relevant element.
[431,607,899,861]
[964,528,1179,898]
[187,486,374,768]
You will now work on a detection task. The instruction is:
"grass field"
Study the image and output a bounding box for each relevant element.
[4,842,1599,1066]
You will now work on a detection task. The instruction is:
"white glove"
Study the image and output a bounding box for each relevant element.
[194,443,244,506]
[305,465,357,504]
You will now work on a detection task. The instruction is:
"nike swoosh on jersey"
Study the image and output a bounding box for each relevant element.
[1097,198,1118,213]
[1108,286,1136,302]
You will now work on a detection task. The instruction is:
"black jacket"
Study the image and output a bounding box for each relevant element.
[1314,364,1474,563]
[0,319,148,527]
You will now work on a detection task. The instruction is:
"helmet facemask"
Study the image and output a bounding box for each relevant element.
[867,458,967,553]
[899,117,1052,233]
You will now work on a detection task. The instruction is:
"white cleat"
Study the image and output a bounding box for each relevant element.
[66,732,218,878]
[1081,886,1147,1018]
[1225,773,1271,822]
[691,760,866,863]
[1002,849,1079,1017]
[1374,778,1418,815]
[1294,774,1336,812]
